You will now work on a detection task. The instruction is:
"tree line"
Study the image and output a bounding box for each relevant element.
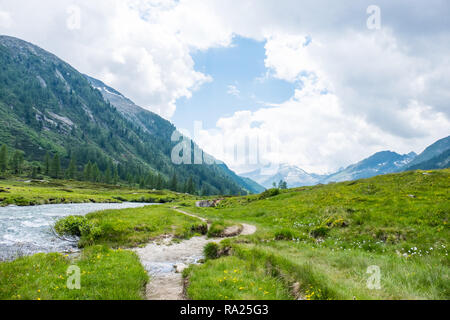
[0,144,200,195]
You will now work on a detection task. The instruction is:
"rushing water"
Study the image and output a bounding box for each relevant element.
[0,202,154,261]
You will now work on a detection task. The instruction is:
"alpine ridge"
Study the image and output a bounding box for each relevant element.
[0,35,263,195]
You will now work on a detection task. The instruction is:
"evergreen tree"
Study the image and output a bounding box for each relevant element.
[0,144,7,173]
[84,162,93,181]
[146,172,155,189]
[169,173,178,191]
[156,174,163,190]
[44,152,51,176]
[186,176,195,195]
[51,154,61,178]
[104,164,112,184]
[31,166,38,179]
[139,177,145,189]
[11,151,24,174]
[113,165,119,185]
[92,163,100,182]
[67,156,77,179]
[201,184,209,196]
[278,180,288,190]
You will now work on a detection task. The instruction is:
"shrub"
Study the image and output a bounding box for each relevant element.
[191,223,208,235]
[325,216,349,228]
[204,242,219,260]
[310,225,329,238]
[207,222,226,238]
[258,188,280,200]
[54,216,102,244]
[275,229,296,240]
[54,216,89,236]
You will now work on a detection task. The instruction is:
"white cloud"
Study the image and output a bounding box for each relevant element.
[0,0,215,118]
[0,10,12,29]
[0,0,449,172]
[227,85,240,97]
[196,79,450,174]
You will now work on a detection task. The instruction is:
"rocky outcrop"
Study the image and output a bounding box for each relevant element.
[195,199,223,208]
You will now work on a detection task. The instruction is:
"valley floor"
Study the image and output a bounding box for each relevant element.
[0,169,449,300]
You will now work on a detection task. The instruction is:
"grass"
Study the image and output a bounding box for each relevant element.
[0,179,193,206]
[207,220,239,238]
[182,169,450,300]
[0,246,148,300]
[1,169,449,300]
[183,256,293,300]
[1,205,206,300]
[77,206,207,247]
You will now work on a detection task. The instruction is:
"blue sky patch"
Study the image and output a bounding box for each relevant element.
[172,36,295,132]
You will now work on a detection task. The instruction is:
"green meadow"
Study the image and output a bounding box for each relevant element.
[182,169,449,300]
[0,246,148,300]
[0,169,449,300]
[0,179,194,206]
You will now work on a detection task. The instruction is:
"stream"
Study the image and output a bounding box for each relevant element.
[0,202,154,261]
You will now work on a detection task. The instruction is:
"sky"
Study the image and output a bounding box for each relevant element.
[0,0,449,174]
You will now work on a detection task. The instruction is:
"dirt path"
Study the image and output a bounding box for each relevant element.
[133,207,257,300]
[172,208,208,224]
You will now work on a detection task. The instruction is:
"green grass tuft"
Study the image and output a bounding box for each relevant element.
[0,246,148,300]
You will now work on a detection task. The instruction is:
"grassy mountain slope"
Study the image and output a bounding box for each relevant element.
[0,35,260,195]
[183,169,450,300]
[407,149,450,171]
[405,136,450,171]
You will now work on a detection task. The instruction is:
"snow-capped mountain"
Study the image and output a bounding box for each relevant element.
[241,151,418,189]
[322,151,417,184]
[241,164,325,189]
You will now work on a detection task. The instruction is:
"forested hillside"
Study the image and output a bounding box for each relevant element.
[0,35,260,195]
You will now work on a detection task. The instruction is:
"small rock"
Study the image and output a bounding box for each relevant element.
[174,263,187,273]
[223,225,243,237]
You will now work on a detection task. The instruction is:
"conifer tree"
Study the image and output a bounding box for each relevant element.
[169,173,178,191]
[113,165,119,185]
[84,161,93,181]
[186,176,195,195]
[156,174,163,190]
[31,166,38,179]
[11,150,24,174]
[44,152,51,175]
[104,164,112,184]
[51,154,61,178]
[92,163,100,182]
[67,156,77,179]
[0,144,7,173]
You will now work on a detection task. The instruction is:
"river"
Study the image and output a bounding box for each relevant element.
[0,202,154,261]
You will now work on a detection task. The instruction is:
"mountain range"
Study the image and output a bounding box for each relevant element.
[0,35,448,194]
[0,35,263,195]
[242,136,450,189]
